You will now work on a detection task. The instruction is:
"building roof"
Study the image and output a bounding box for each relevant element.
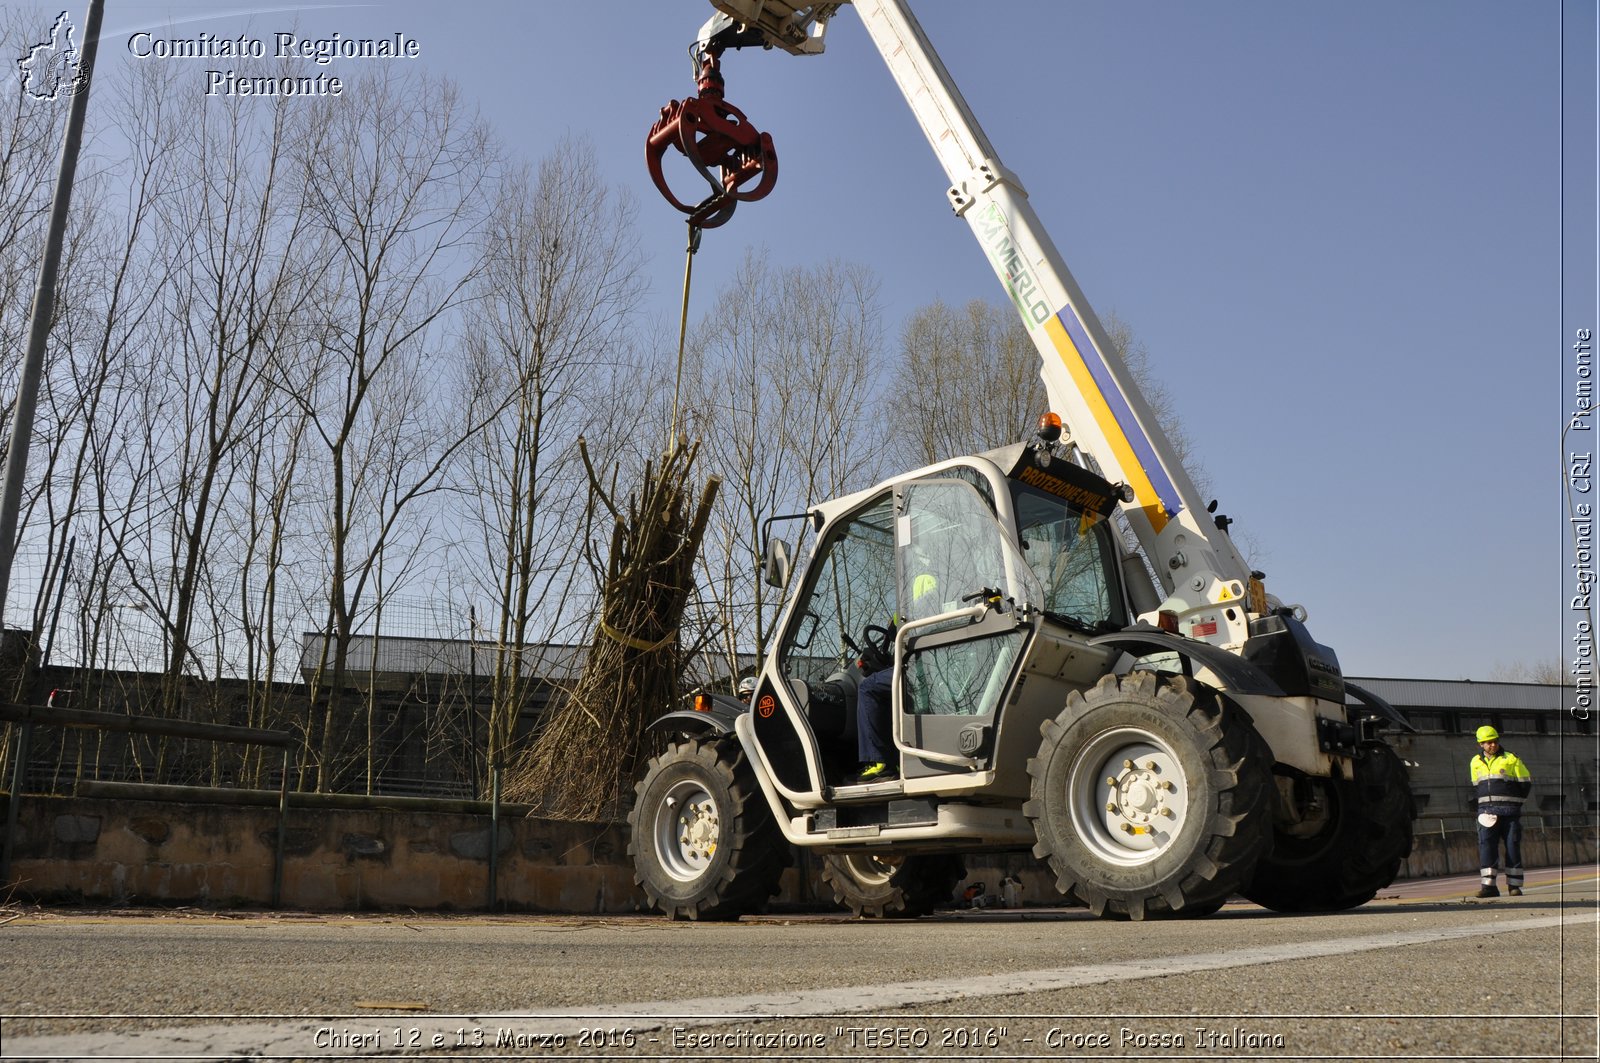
[1347,677,1567,713]
[299,633,589,683]
[297,634,749,688]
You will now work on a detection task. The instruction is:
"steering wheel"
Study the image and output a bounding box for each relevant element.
[862,623,895,658]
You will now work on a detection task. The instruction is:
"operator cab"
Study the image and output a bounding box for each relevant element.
[754,438,1126,797]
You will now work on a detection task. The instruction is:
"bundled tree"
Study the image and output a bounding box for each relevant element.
[502,438,718,820]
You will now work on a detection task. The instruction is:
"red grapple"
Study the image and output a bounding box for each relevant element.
[646,49,777,229]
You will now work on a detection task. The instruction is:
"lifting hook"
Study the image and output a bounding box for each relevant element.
[646,46,777,229]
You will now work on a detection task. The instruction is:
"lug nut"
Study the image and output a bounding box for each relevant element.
[1145,761,1159,771]
[1106,777,1118,788]
[1106,802,1118,813]
[1123,759,1135,769]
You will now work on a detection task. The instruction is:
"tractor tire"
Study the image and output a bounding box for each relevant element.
[627,736,786,921]
[1243,742,1415,913]
[1024,672,1273,921]
[820,853,966,918]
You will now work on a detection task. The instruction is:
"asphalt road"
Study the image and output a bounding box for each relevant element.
[2,867,1595,1062]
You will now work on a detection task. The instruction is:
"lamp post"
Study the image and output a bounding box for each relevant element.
[0,0,105,631]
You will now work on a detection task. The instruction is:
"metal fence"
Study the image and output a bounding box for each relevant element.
[0,697,294,902]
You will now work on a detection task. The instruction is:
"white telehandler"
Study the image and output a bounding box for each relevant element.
[629,0,1414,920]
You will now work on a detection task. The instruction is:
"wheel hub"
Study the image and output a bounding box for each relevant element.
[681,804,718,855]
[1070,729,1191,866]
[655,781,722,882]
[1108,761,1174,828]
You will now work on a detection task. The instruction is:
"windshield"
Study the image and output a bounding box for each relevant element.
[898,478,1044,621]
[1011,480,1125,633]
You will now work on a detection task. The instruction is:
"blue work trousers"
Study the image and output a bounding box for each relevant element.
[856,668,895,764]
[1477,815,1523,888]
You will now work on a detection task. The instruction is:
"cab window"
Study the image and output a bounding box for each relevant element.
[1012,481,1125,632]
[778,492,895,686]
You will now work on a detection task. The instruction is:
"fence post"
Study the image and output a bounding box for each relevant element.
[1,720,33,887]
[488,763,501,911]
[273,746,289,907]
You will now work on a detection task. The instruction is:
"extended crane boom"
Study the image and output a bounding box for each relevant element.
[699,0,1258,650]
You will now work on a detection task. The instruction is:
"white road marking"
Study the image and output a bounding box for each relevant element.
[5,911,1593,1060]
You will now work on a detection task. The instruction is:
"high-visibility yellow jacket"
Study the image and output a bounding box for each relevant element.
[1470,750,1532,817]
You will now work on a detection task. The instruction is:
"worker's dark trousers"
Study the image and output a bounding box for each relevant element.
[1477,815,1524,888]
[856,668,895,764]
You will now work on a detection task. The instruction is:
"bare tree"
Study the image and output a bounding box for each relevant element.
[291,70,495,791]
[0,13,68,422]
[0,29,188,737]
[122,63,331,722]
[889,298,1042,468]
[1488,660,1567,685]
[683,250,883,677]
[458,137,642,788]
[886,300,1198,470]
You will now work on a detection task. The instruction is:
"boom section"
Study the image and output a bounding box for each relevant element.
[852,0,1254,630]
[705,0,1260,644]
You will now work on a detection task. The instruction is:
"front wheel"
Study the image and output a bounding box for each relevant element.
[820,853,965,918]
[627,737,786,920]
[1244,742,1415,912]
[1025,672,1273,920]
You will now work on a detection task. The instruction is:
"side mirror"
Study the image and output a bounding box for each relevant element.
[762,537,791,588]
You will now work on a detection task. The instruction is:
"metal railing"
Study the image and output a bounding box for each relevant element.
[1408,810,1594,877]
[0,697,294,903]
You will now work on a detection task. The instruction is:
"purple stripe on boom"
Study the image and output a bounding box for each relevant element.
[1055,307,1182,517]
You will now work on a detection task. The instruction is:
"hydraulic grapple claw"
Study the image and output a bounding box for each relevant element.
[646,49,777,229]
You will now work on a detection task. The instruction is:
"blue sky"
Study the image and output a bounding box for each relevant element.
[60,1,1593,680]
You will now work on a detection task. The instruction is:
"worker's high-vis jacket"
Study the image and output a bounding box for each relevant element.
[1470,750,1533,817]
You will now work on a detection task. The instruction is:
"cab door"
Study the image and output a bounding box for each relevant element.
[892,478,1037,780]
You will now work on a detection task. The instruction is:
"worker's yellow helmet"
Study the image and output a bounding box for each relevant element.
[1475,725,1499,743]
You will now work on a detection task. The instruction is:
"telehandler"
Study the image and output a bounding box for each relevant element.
[629,0,1413,921]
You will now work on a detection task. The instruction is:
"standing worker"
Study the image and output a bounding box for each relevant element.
[1470,725,1533,897]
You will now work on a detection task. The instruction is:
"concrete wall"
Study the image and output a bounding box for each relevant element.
[4,795,1594,912]
[1400,819,1597,880]
[3,795,639,913]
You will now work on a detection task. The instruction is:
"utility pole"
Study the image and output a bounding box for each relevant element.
[0,0,105,632]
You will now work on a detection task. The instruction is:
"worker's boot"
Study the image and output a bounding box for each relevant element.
[1508,886,1523,896]
[1475,884,1500,898]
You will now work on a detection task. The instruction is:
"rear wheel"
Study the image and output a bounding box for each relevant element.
[1244,742,1414,912]
[1025,672,1273,920]
[820,853,965,918]
[627,737,786,920]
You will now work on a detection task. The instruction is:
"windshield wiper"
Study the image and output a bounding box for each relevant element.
[1042,609,1096,634]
